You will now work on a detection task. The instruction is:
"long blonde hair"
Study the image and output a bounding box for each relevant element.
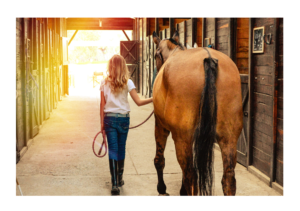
[105,55,129,94]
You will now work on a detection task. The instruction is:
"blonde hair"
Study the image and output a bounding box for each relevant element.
[105,55,129,94]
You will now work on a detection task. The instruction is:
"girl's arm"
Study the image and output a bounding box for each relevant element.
[100,91,106,132]
[129,89,153,106]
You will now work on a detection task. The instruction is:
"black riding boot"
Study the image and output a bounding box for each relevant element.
[118,159,125,187]
[109,159,120,195]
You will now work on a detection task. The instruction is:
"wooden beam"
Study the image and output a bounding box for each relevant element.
[202,18,206,47]
[122,30,130,41]
[213,18,217,48]
[155,18,159,34]
[169,18,175,37]
[270,18,280,188]
[247,18,253,169]
[191,18,197,47]
[68,30,78,46]
[229,18,237,62]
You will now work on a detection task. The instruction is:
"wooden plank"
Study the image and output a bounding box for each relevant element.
[253,129,272,155]
[217,35,228,43]
[253,118,273,136]
[253,92,273,106]
[254,111,273,126]
[253,83,273,96]
[240,75,248,84]
[155,18,159,33]
[237,58,248,69]
[270,18,279,186]
[237,28,249,39]
[253,101,273,117]
[275,135,283,161]
[275,160,283,186]
[253,74,273,86]
[253,55,273,66]
[254,18,274,27]
[236,51,248,59]
[247,18,253,168]
[237,18,249,28]
[253,66,272,75]
[202,18,206,47]
[252,155,270,177]
[217,27,228,36]
[169,18,175,37]
[253,147,271,164]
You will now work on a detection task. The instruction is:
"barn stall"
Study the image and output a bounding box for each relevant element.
[16,17,283,193]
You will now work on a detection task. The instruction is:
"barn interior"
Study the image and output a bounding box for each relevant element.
[16,17,283,195]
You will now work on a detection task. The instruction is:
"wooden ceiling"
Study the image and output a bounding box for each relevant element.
[67,18,134,30]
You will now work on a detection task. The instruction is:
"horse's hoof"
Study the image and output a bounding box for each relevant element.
[158,193,170,196]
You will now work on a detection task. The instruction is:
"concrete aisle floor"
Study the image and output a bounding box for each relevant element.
[16,87,281,196]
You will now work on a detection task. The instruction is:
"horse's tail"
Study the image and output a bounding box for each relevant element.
[193,53,218,196]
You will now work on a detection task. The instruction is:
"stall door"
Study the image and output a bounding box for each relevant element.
[120,40,139,91]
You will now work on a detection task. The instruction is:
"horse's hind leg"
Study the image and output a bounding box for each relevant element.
[217,135,238,196]
[154,117,170,195]
[173,134,198,196]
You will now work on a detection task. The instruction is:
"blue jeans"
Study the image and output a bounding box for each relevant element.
[104,116,130,161]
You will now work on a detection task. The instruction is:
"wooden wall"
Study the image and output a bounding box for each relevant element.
[250,18,280,180]
[16,18,68,162]
[135,17,284,189]
[16,18,26,156]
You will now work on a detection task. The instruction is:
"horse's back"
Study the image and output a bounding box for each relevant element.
[153,48,243,139]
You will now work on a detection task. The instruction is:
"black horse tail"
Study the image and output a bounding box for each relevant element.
[193,54,218,196]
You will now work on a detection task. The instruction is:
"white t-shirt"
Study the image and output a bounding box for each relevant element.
[100,79,136,114]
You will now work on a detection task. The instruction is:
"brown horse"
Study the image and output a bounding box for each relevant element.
[152,31,243,196]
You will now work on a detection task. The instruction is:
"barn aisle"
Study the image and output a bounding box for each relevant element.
[16,86,281,196]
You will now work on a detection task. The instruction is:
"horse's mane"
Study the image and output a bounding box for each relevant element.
[166,38,185,50]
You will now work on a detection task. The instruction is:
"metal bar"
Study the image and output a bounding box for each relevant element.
[68,30,78,46]
[270,18,280,188]
[246,18,253,169]
[122,30,130,41]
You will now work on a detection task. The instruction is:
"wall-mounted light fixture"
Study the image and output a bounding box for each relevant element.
[99,19,102,27]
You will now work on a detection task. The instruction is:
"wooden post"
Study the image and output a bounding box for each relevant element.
[169,18,175,37]
[21,18,28,146]
[122,30,130,41]
[202,18,206,47]
[229,18,237,62]
[270,18,280,187]
[155,18,159,34]
[184,20,187,47]
[213,18,217,49]
[191,18,197,47]
[247,18,253,169]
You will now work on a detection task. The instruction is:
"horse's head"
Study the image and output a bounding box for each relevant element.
[152,30,185,71]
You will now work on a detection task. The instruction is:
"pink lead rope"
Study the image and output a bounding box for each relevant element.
[92,111,154,158]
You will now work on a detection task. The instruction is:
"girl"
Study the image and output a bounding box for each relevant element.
[100,55,153,195]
